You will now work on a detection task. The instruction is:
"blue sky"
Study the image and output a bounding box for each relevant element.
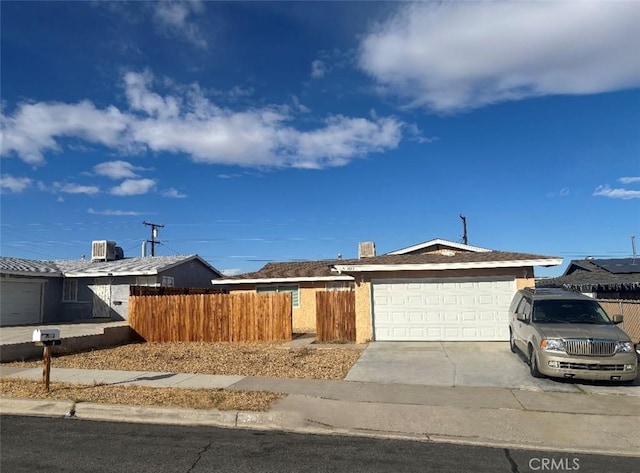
[1,1,639,277]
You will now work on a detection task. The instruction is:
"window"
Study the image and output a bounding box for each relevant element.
[326,281,355,291]
[162,276,174,287]
[516,297,532,321]
[257,284,300,308]
[136,276,158,287]
[62,279,78,302]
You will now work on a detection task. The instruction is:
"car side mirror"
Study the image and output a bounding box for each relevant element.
[516,313,528,322]
[611,314,623,325]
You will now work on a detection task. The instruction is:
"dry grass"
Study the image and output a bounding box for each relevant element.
[8,341,363,380]
[2,341,363,411]
[0,377,283,411]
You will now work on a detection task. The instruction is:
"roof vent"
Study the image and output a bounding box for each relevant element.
[441,249,456,257]
[92,240,117,262]
[358,241,376,259]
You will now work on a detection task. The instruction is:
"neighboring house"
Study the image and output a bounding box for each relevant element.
[537,258,640,300]
[213,238,562,342]
[0,241,222,327]
[0,258,63,327]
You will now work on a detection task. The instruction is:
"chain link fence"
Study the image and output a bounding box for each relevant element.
[599,300,640,343]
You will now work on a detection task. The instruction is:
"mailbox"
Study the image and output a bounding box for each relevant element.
[33,328,61,346]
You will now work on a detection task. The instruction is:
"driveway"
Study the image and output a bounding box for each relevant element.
[345,342,640,396]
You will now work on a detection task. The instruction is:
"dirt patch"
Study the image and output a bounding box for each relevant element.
[2,341,363,411]
[1,377,283,411]
[8,341,363,380]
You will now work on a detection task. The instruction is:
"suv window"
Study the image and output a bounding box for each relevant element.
[516,297,532,320]
[531,299,611,324]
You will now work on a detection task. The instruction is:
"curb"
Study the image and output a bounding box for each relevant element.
[2,397,640,458]
[0,397,286,429]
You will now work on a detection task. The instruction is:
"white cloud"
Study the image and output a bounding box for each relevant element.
[152,0,207,48]
[359,2,640,112]
[0,71,404,169]
[405,123,437,144]
[546,188,571,198]
[207,86,255,103]
[291,115,402,169]
[0,174,32,193]
[291,95,310,114]
[220,268,243,276]
[593,185,640,200]
[162,188,187,198]
[311,59,328,79]
[88,208,143,216]
[619,176,640,184]
[225,86,255,101]
[0,100,128,165]
[93,160,149,179]
[55,183,100,195]
[110,178,156,196]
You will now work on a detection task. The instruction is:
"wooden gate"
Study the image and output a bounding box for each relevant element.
[316,291,356,342]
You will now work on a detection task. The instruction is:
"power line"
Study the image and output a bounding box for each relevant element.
[157,241,182,256]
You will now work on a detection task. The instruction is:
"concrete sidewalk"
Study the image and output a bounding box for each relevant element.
[2,365,639,456]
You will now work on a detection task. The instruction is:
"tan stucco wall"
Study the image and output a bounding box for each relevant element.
[518,277,536,290]
[295,283,326,332]
[354,281,372,343]
[226,282,327,333]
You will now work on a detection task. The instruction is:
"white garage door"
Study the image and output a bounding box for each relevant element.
[0,280,43,326]
[372,277,516,341]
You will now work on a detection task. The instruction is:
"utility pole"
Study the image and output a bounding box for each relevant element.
[460,215,468,245]
[143,221,164,257]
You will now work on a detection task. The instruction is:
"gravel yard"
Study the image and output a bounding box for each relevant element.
[7,341,364,380]
[1,341,364,411]
[0,378,283,411]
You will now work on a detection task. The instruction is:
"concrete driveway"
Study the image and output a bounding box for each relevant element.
[345,342,640,396]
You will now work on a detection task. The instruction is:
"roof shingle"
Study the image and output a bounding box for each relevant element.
[222,250,560,282]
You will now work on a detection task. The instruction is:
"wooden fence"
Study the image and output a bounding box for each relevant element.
[129,292,292,342]
[599,299,640,343]
[130,286,228,296]
[316,291,356,342]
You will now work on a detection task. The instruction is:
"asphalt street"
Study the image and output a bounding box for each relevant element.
[1,415,637,473]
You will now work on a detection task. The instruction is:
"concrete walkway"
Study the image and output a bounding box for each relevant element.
[0,321,133,362]
[2,365,639,456]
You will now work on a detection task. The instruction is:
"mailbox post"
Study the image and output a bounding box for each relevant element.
[32,329,61,391]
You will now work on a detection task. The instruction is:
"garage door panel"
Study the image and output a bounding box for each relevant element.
[477,295,494,304]
[0,281,43,326]
[424,295,439,304]
[372,277,515,341]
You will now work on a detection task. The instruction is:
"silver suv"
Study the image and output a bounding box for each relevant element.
[509,288,637,382]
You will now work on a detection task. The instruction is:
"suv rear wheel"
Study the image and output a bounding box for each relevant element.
[529,345,544,378]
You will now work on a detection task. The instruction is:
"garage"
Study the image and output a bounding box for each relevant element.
[0,279,44,326]
[372,277,516,341]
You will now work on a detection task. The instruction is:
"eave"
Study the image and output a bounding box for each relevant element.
[388,238,492,255]
[333,258,563,273]
[211,275,355,285]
